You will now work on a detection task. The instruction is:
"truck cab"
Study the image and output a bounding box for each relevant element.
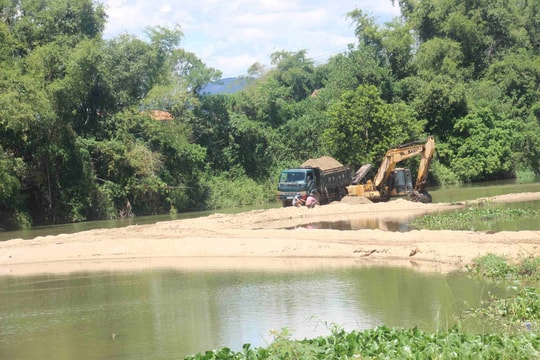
[277,162,351,207]
[277,169,317,206]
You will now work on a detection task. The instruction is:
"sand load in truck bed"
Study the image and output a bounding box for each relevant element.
[300,156,344,171]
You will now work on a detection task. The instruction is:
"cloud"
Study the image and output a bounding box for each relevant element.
[102,0,401,77]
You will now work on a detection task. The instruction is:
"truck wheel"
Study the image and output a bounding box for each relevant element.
[282,200,290,207]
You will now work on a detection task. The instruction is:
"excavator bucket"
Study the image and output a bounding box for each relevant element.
[409,190,432,203]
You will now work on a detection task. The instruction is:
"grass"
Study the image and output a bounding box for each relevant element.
[464,287,540,332]
[466,253,540,281]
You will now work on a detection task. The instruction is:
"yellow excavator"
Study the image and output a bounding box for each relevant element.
[347,136,435,203]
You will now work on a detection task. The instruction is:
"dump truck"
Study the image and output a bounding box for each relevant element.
[277,156,351,207]
[347,136,435,203]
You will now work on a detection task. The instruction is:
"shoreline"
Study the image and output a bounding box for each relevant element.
[1,192,540,276]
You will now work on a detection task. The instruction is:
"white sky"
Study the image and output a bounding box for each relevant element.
[101,0,401,78]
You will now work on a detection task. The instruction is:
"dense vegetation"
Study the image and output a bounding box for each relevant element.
[1,0,540,229]
[184,255,540,359]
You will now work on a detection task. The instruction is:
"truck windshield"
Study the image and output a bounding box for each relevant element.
[280,171,306,183]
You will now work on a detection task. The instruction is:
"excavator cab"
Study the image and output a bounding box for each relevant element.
[390,168,413,196]
[391,167,432,203]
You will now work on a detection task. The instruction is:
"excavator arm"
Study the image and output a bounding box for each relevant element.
[413,136,435,192]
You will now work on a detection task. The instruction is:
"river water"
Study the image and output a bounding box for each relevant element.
[0,266,509,359]
[0,179,539,359]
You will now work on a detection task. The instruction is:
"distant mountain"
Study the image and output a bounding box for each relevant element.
[201,77,250,95]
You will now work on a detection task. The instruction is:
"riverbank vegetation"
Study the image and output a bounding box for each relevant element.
[464,254,540,333]
[411,202,540,230]
[185,255,540,359]
[185,326,539,359]
[1,0,540,228]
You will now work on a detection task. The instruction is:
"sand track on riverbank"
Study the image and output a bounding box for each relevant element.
[1,192,540,276]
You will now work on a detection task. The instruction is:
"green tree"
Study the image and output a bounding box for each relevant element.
[381,19,416,79]
[232,75,290,128]
[348,9,415,80]
[485,50,540,114]
[232,50,318,129]
[228,113,274,179]
[450,108,517,181]
[173,48,222,95]
[277,99,330,163]
[325,49,393,101]
[413,37,468,79]
[103,35,161,108]
[398,27,469,143]
[270,50,316,102]
[518,103,540,175]
[0,148,25,229]
[400,74,468,141]
[6,0,105,51]
[84,109,207,215]
[191,95,232,171]
[322,84,426,168]
[46,39,111,137]
[398,0,537,77]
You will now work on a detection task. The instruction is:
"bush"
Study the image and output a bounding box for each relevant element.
[203,171,276,209]
[430,161,461,185]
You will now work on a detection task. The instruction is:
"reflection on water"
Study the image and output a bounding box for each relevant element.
[289,218,413,232]
[292,200,540,232]
[0,267,508,360]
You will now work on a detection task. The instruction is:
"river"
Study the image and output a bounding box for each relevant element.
[0,265,510,359]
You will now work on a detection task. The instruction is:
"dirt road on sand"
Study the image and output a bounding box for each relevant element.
[1,192,540,276]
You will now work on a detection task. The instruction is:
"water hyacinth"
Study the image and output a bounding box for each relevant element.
[185,325,540,359]
[411,203,539,231]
